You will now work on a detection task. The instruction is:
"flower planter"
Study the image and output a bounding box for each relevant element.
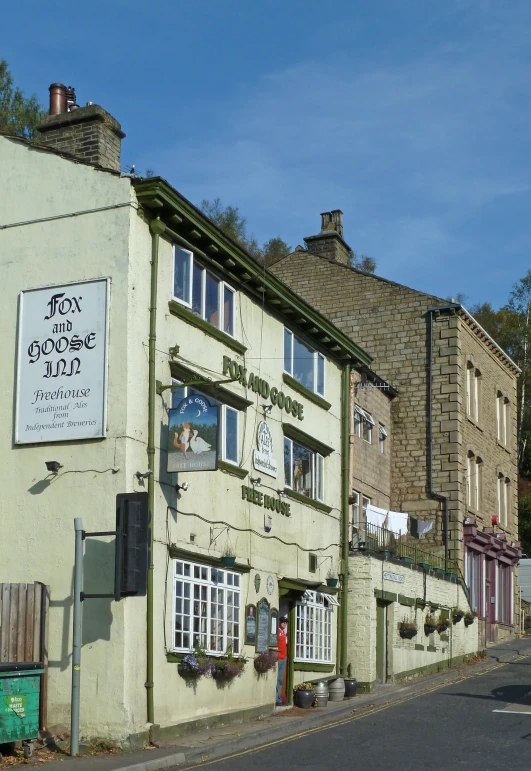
[433,567,445,577]
[418,562,431,572]
[326,578,339,588]
[437,624,449,634]
[212,668,240,680]
[344,679,358,698]
[399,627,417,640]
[294,689,314,709]
[464,617,475,627]
[221,556,236,567]
[424,624,437,636]
[452,613,464,624]
[178,664,200,679]
[446,572,458,581]
[381,550,395,559]
[400,556,414,565]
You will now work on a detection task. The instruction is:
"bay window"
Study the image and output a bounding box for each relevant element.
[172,559,241,653]
[172,381,239,464]
[295,590,337,663]
[284,437,324,502]
[284,328,325,396]
[173,246,235,336]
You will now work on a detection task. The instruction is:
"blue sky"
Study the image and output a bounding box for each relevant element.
[3,0,531,308]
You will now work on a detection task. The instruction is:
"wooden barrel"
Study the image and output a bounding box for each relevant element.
[328,676,345,701]
[314,680,329,707]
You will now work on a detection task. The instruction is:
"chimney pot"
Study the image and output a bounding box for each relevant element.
[49,83,66,115]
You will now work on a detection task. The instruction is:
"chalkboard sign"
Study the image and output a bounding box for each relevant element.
[245,604,257,645]
[269,608,279,647]
[256,597,270,653]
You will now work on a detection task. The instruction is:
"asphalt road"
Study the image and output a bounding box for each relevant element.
[183,653,531,771]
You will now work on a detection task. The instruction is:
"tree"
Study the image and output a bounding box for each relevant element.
[349,251,377,273]
[200,198,291,264]
[0,60,45,140]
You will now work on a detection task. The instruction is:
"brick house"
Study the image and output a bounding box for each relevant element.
[269,211,521,646]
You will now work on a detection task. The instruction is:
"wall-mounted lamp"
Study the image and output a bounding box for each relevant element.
[262,405,272,415]
[250,477,262,487]
[136,470,153,480]
[276,489,288,498]
[176,482,190,493]
[45,460,63,474]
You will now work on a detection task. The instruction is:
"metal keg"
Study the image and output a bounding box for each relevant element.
[328,676,345,701]
[314,680,329,707]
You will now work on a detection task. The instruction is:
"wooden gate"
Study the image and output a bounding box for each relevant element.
[0,583,50,728]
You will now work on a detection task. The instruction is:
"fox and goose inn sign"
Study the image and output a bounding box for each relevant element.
[15,278,109,444]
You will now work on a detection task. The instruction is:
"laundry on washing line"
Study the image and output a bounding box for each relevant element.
[410,518,434,538]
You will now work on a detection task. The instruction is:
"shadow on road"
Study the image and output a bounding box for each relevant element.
[447,684,531,705]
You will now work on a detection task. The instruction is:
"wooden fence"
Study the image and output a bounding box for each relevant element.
[0,582,50,728]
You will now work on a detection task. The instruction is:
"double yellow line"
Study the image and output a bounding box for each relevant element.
[183,654,530,769]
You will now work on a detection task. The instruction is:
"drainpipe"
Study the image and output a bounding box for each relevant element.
[146,216,164,726]
[339,363,351,676]
[427,305,459,572]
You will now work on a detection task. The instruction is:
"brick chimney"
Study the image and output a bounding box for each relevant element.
[36,83,125,172]
[304,210,351,265]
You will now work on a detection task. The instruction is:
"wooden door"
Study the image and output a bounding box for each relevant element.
[376,600,388,683]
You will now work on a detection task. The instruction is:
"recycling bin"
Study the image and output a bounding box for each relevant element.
[0,663,44,759]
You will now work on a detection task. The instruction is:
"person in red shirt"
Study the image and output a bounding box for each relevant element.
[276,616,288,706]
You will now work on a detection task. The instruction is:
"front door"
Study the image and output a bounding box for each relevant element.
[376,600,389,683]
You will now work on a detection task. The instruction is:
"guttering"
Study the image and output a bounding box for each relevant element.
[339,363,350,676]
[426,306,455,571]
[146,216,164,726]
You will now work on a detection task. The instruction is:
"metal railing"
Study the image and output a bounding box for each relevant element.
[352,522,459,575]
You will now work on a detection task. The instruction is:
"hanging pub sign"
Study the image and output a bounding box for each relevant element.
[253,421,278,478]
[167,395,219,472]
[15,278,109,444]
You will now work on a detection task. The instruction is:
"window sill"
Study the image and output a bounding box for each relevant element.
[168,300,247,355]
[282,373,331,411]
[496,440,511,454]
[283,488,333,514]
[218,460,248,479]
[283,422,334,457]
[294,662,335,672]
[168,544,252,571]
[466,416,483,432]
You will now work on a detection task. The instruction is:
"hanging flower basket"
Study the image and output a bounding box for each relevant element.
[464,612,477,627]
[212,655,247,680]
[221,555,236,568]
[178,663,201,679]
[452,608,465,624]
[399,623,418,640]
[326,577,339,588]
[254,650,278,673]
[424,623,437,636]
[437,621,450,634]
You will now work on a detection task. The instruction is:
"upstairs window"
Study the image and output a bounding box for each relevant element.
[497,473,510,527]
[496,392,510,446]
[284,329,325,396]
[466,451,482,510]
[466,362,481,422]
[173,246,235,336]
[378,424,387,453]
[354,405,374,443]
[284,437,324,502]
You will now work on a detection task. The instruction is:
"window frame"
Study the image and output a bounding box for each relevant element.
[171,558,241,654]
[283,328,326,397]
[378,424,387,453]
[497,473,510,527]
[466,362,481,423]
[497,564,513,625]
[173,246,236,338]
[284,436,325,502]
[351,490,360,530]
[465,548,483,615]
[466,451,482,511]
[295,590,334,664]
[171,380,239,465]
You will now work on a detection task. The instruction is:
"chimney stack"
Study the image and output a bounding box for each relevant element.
[37,82,125,172]
[303,210,351,264]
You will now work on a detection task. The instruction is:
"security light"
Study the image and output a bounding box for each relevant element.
[135,470,153,480]
[250,477,262,487]
[262,405,273,415]
[176,482,189,492]
[45,461,62,474]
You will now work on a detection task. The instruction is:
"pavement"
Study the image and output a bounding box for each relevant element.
[4,637,531,771]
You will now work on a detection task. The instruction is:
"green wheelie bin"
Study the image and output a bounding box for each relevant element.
[0,663,44,759]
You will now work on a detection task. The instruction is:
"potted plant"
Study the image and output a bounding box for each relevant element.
[464,611,478,627]
[399,620,418,640]
[452,607,465,624]
[436,614,450,634]
[212,650,247,680]
[424,613,437,636]
[221,547,236,568]
[400,555,414,565]
[294,682,316,709]
[418,562,431,572]
[326,570,339,588]
[254,650,278,673]
[178,644,214,679]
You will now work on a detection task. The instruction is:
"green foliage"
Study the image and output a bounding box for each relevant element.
[519,492,531,556]
[0,60,46,139]
[200,198,291,263]
[349,252,377,273]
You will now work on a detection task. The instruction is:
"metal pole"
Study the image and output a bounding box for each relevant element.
[71,517,84,757]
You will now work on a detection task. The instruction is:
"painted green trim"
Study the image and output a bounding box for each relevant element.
[283,487,333,514]
[135,178,372,368]
[398,595,415,607]
[440,634,449,642]
[218,460,249,479]
[356,681,376,694]
[316,583,339,595]
[414,644,425,651]
[168,545,252,572]
[278,577,318,594]
[288,603,296,704]
[294,662,335,673]
[282,373,332,411]
[374,589,398,603]
[340,363,350,678]
[427,645,437,652]
[169,361,253,411]
[166,653,185,663]
[168,300,247,355]
[282,422,334,457]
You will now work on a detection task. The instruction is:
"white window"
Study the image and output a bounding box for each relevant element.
[354,408,362,437]
[496,393,509,446]
[466,452,481,510]
[295,590,335,663]
[362,495,371,523]
[354,405,374,442]
[284,328,325,396]
[466,362,480,422]
[284,437,324,502]
[351,490,360,529]
[497,474,510,527]
[172,559,241,653]
[378,424,387,453]
[465,549,482,614]
[172,381,239,464]
[173,247,235,336]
